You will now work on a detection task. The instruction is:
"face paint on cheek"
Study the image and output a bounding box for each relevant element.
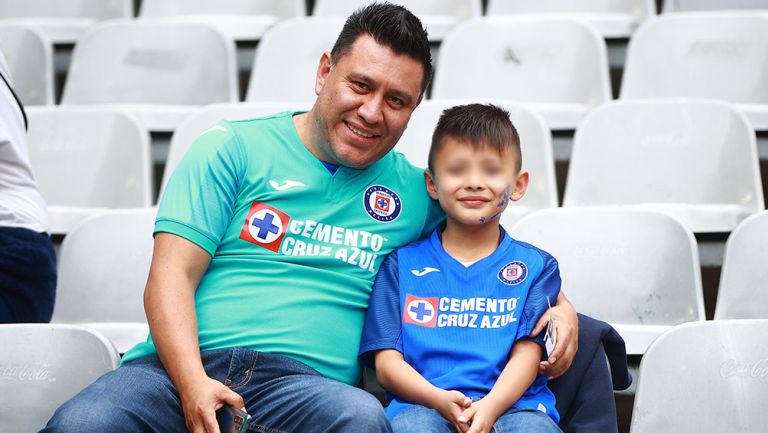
[496,185,511,207]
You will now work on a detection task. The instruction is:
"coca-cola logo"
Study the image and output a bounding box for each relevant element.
[720,358,768,379]
[0,363,54,382]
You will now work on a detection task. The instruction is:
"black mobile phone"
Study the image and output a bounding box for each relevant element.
[216,405,252,433]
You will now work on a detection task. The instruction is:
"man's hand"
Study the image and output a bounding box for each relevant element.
[431,389,472,433]
[531,292,578,379]
[179,376,245,433]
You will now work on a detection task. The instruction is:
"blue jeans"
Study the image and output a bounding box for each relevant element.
[390,404,562,433]
[42,348,391,433]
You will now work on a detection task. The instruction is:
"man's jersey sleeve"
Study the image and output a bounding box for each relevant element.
[359,250,402,367]
[155,121,249,256]
[516,253,561,350]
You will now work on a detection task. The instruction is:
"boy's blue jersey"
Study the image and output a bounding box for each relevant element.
[360,227,561,422]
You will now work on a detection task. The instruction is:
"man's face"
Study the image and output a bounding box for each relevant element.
[310,35,424,169]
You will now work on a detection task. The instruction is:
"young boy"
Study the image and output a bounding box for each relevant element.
[360,104,563,433]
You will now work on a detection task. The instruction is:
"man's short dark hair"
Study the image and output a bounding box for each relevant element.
[330,2,432,95]
[428,103,522,173]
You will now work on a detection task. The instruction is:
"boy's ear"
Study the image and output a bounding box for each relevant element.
[424,169,439,200]
[510,171,529,202]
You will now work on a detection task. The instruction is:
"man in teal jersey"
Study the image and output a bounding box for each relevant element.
[44,4,578,433]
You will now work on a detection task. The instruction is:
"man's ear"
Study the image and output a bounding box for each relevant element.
[424,169,439,200]
[510,171,529,202]
[315,51,333,95]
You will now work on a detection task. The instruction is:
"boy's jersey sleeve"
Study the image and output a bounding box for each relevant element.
[516,254,561,350]
[155,121,248,256]
[359,250,403,366]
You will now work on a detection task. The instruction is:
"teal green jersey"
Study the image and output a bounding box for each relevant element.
[122,111,443,385]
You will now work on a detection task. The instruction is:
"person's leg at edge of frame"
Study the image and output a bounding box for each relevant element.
[390,404,454,433]
[492,407,563,433]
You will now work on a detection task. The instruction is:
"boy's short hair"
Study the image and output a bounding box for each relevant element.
[330,2,432,95]
[428,103,522,172]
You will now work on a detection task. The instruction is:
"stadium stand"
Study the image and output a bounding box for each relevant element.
[620,12,768,130]
[245,17,343,103]
[51,209,155,353]
[629,319,768,433]
[0,324,120,433]
[431,17,611,131]
[0,23,53,105]
[486,0,656,38]
[60,19,239,132]
[0,0,133,44]
[563,99,764,233]
[26,106,152,235]
[312,0,480,42]
[138,0,306,42]
[509,207,705,355]
[714,211,768,319]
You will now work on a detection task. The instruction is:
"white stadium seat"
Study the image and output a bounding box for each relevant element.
[620,12,768,130]
[61,20,238,132]
[138,0,306,41]
[0,23,53,105]
[509,208,705,354]
[431,17,611,130]
[312,0,481,42]
[245,17,343,103]
[662,0,768,12]
[486,0,656,38]
[26,107,152,234]
[52,209,156,353]
[714,211,768,319]
[0,0,132,44]
[0,324,120,433]
[563,99,764,233]
[630,320,768,433]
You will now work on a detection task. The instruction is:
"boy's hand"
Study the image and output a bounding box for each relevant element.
[457,398,503,433]
[431,389,472,432]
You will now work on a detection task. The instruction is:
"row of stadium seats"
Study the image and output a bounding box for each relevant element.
[47,206,768,356]
[5,205,765,432]
[4,0,764,44]
[1,11,767,132]
[25,99,764,235]
[4,318,767,433]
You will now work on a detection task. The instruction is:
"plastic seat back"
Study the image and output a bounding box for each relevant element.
[509,208,705,326]
[26,107,152,209]
[630,320,768,433]
[714,211,768,319]
[52,209,156,352]
[139,0,305,18]
[432,17,610,107]
[563,99,764,233]
[0,23,53,105]
[620,12,768,104]
[61,20,238,105]
[245,17,343,102]
[0,324,120,433]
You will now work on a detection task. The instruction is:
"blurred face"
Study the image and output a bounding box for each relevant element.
[309,35,424,169]
[426,137,528,227]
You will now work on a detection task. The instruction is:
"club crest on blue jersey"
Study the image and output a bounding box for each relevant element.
[403,294,438,327]
[498,261,528,285]
[364,185,402,222]
[239,201,290,252]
